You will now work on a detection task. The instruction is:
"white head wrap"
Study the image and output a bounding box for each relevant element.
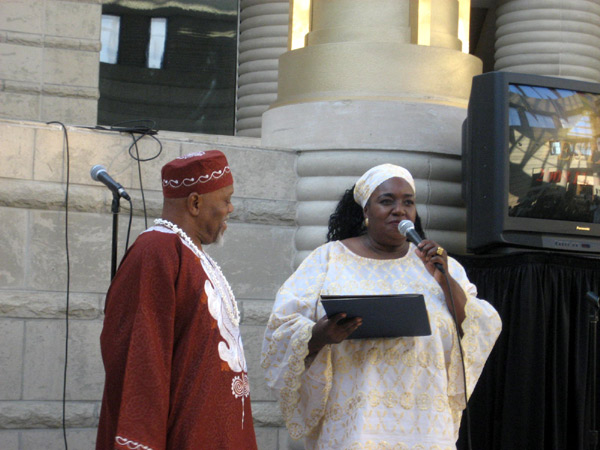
[353,164,416,208]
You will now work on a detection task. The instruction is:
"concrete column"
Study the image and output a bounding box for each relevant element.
[430,0,463,50]
[261,0,480,264]
[495,0,600,82]
[236,0,289,137]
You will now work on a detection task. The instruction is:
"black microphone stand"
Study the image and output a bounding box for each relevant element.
[110,193,120,281]
[587,291,599,450]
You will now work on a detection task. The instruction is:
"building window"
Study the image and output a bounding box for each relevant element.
[100,15,120,64]
[98,1,239,135]
[147,18,167,69]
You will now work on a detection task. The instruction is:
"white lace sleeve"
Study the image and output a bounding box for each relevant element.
[260,244,333,439]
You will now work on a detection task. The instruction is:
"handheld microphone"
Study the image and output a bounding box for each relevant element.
[90,165,131,200]
[398,219,444,273]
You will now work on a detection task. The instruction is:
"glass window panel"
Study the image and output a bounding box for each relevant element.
[148,18,167,69]
[100,15,120,64]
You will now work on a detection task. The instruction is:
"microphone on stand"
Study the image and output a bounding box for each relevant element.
[90,165,131,200]
[398,219,444,273]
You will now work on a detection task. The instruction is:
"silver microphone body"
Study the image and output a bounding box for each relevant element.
[90,165,131,200]
[398,219,444,273]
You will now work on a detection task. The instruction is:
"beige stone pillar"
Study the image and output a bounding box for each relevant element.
[495,0,600,82]
[261,0,481,264]
[236,0,290,137]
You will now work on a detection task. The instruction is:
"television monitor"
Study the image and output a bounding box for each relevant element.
[463,71,600,254]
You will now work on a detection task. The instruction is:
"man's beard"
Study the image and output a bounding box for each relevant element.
[212,229,226,247]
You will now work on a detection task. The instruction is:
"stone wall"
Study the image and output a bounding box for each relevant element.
[0,0,101,124]
[0,119,298,449]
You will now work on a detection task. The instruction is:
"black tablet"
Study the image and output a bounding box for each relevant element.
[320,294,431,339]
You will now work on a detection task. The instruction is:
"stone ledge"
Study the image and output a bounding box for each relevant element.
[43,84,99,100]
[0,291,281,322]
[0,290,104,319]
[0,179,296,225]
[0,31,43,46]
[0,401,98,428]
[1,31,100,52]
[2,81,99,99]
[0,400,283,432]
[2,80,40,95]
[0,290,283,323]
[238,198,296,225]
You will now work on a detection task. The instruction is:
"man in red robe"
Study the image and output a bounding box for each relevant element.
[96,151,257,450]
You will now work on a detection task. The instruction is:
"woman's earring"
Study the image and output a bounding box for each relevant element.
[364,217,369,227]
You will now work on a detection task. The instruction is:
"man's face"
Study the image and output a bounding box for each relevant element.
[196,184,234,245]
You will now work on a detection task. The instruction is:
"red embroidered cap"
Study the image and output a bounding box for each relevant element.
[161,150,233,198]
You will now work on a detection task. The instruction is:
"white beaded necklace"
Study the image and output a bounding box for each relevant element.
[154,218,240,327]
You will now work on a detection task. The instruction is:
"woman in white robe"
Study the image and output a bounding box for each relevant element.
[261,164,502,450]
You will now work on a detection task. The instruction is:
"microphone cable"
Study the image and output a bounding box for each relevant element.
[111,119,162,229]
[87,120,163,233]
[442,267,473,450]
[124,196,134,256]
[46,121,71,450]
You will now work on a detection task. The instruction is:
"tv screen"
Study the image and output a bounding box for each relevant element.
[463,71,600,254]
[507,83,600,223]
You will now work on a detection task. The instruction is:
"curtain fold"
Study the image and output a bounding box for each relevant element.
[454,252,600,450]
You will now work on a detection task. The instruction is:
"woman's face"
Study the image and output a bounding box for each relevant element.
[364,177,417,245]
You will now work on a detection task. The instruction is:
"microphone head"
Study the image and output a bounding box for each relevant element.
[90,164,106,181]
[398,219,415,236]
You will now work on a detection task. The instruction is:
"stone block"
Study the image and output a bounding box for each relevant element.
[225,147,296,201]
[0,430,19,450]
[241,299,273,325]
[0,0,44,34]
[23,321,66,400]
[22,318,104,401]
[0,207,27,288]
[0,122,35,179]
[45,1,101,40]
[34,125,125,185]
[63,320,104,400]
[128,138,180,192]
[251,400,283,427]
[31,126,69,183]
[0,43,43,83]
[119,199,162,229]
[0,319,24,400]
[0,91,40,121]
[206,223,295,299]
[28,210,113,293]
[254,426,278,450]
[21,428,98,450]
[42,47,99,87]
[242,198,296,225]
[241,324,276,402]
[41,95,98,127]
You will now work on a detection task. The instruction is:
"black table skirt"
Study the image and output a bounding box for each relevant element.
[454,252,600,450]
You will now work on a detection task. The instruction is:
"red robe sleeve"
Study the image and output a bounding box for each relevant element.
[96,232,180,450]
